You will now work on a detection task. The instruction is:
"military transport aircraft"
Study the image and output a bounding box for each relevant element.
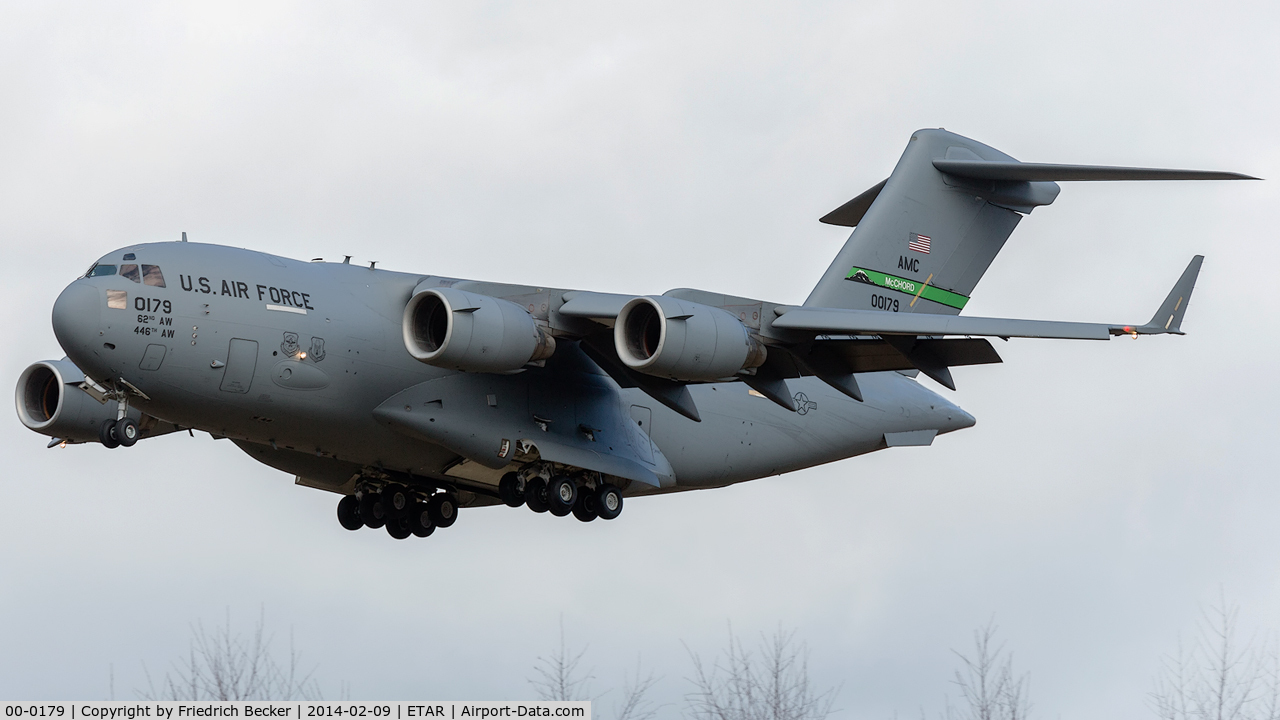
[15,130,1254,540]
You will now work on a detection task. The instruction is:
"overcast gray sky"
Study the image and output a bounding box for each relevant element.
[2,1,1279,716]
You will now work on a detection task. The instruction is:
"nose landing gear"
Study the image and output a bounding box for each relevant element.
[115,417,139,447]
[99,419,121,449]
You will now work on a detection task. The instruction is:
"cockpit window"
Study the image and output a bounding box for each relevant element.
[120,264,141,283]
[86,264,117,278]
[122,253,136,261]
[141,265,166,287]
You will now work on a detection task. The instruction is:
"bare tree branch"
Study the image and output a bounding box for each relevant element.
[530,616,593,702]
[137,607,323,700]
[684,625,837,720]
[1149,592,1278,720]
[950,619,1030,720]
[613,656,661,720]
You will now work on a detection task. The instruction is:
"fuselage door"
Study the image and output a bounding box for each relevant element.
[629,404,653,462]
[219,338,259,394]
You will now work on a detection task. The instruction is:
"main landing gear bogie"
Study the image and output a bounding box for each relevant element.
[499,472,524,508]
[507,465,624,523]
[524,477,550,513]
[338,484,458,540]
[335,466,625,538]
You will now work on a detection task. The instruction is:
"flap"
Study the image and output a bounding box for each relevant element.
[774,305,1112,340]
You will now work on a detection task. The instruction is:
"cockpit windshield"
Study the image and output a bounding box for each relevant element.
[85,260,166,287]
[141,265,166,287]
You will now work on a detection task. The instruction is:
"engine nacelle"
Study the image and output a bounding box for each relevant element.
[15,360,128,443]
[614,296,766,381]
[403,287,556,373]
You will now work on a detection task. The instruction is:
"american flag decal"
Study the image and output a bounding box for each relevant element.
[908,233,931,254]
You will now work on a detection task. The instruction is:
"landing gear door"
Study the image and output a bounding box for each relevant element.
[220,338,259,394]
[628,405,653,463]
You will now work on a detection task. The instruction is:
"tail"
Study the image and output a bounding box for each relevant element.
[805,129,1253,314]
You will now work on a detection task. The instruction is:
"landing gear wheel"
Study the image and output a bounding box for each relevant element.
[336,496,363,531]
[383,484,411,518]
[385,515,412,540]
[596,484,623,520]
[359,492,387,529]
[499,472,524,508]
[427,493,458,528]
[408,503,435,538]
[572,489,598,522]
[115,417,139,447]
[99,419,120,449]
[524,478,550,513]
[547,476,577,517]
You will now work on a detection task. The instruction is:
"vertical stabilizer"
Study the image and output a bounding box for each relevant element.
[805,130,1060,314]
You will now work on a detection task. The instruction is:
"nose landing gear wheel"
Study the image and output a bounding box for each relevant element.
[336,496,363,531]
[359,492,387,529]
[427,493,458,528]
[596,484,623,520]
[408,503,435,538]
[547,476,577,517]
[499,472,525,508]
[115,417,139,447]
[524,478,550,513]
[99,419,120,449]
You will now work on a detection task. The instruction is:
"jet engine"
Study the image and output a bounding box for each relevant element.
[614,296,766,381]
[15,360,129,443]
[403,287,556,373]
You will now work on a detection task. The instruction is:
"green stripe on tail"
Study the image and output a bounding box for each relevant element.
[844,267,969,310]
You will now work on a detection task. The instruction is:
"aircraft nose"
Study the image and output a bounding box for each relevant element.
[51,281,102,355]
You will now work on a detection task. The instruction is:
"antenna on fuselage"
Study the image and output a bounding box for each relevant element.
[369,261,377,269]
[343,256,351,264]
[181,232,187,242]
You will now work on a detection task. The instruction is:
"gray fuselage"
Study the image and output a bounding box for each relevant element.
[48,241,974,503]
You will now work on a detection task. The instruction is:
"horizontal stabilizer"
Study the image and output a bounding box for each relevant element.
[933,160,1258,182]
[820,178,887,227]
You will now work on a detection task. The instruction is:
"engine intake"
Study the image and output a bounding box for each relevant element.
[403,287,555,373]
[15,360,119,442]
[614,296,766,381]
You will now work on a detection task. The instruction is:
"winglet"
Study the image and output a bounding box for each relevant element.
[1129,255,1204,335]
